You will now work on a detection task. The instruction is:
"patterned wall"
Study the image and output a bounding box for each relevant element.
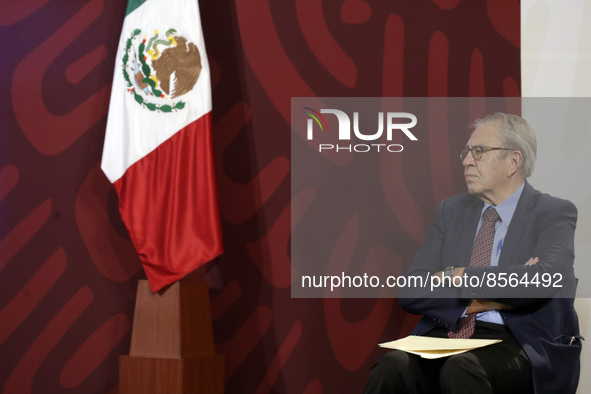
[0,0,519,392]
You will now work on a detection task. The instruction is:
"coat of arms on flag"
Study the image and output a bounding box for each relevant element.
[123,27,203,112]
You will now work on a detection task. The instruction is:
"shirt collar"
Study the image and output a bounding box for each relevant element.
[481,181,525,228]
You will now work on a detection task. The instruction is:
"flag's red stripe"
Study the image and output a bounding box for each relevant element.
[113,113,223,292]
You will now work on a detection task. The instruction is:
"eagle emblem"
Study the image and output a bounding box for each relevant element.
[122,28,203,112]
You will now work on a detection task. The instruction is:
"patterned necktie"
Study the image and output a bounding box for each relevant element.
[448,207,500,339]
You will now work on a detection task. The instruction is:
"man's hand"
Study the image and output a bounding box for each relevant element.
[452,266,465,278]
[432,267,466,285]
[434,257,538,289]
[466,299,516,314]
[466,256,539,314]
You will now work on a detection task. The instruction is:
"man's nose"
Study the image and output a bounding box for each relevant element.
[462,150,475,167]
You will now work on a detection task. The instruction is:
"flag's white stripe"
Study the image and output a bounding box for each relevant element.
[102,0,211,183]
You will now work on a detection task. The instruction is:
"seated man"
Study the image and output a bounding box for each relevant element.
[364,113,581,394]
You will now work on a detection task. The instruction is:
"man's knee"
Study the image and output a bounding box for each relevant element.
[376,350,411,370]
[364,351,414,393]
[439,353,492,393]
[369,350,411,381]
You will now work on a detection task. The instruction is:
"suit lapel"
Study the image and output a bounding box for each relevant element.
[498,181,534,267]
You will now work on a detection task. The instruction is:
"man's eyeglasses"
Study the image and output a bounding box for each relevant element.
[459,146,514,162]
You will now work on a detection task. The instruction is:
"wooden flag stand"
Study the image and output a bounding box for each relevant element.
[119,280,224,393]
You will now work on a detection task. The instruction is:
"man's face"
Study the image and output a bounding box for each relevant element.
[462,123,510,204]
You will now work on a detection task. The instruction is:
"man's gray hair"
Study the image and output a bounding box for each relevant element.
[474,113,537,178]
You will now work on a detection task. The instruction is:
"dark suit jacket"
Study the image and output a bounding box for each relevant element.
[399,181,581,394]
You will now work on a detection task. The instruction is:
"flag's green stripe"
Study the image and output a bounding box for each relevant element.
[126,0,147,16]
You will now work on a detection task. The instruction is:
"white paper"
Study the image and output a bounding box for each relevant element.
[379,336,502,359]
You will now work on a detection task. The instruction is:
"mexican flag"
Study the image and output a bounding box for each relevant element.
[101,0,223,293]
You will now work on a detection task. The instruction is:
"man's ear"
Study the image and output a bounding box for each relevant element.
[507,150,522,177]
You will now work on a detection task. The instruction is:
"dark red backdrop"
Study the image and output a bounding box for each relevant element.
[0,0,519,393]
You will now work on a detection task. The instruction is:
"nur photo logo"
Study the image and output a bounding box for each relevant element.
[302,107,418,153]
